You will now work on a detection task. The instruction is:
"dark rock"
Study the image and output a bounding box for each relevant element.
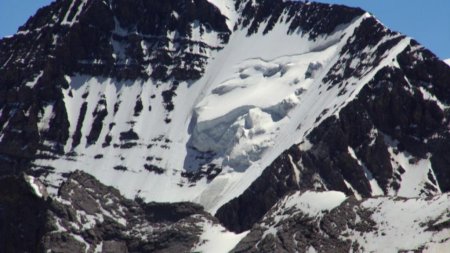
[120,142,138,149]
[119,129,139,141]
[141,201,206,223]
[40,171,210,253]
[144,164,165,174]
[87,101,108,146]
[72,102,88,148]
[215,146,303,233]
[103,240,128,253]
[94,154,104,159]
[42,233,87,253]
[236,0,364,39]
[113,165,127,171]
[133,98,143,116]
[0,176,48,253]
[162,87,177,112]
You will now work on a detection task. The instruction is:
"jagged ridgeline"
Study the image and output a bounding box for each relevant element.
[0,0,449,252]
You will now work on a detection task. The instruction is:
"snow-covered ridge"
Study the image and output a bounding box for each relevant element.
[354,194,450,252]
[206,0,238,30]
[234,191,450,252]
[267,191,347,220]
[444,58,450,66]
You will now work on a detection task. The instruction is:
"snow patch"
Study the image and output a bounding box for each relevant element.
[25,175,45,198]
[387,146,439,197]
[61,0,87,26]
[258,190,347,241]
[346,194,450,252]
[25,71,43,88]
[37,103,55,132]
[281,191,347,217]
[444,58,450,66]
[193,217,249,253]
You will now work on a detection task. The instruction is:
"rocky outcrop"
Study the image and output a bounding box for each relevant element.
[40,171,216,253]
[231,191,450,253]
[215,146,305,233]
[0,170,228,253]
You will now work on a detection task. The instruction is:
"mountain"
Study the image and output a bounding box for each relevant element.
[0,0,449,252]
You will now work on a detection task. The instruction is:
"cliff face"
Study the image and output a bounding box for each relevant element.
[0,0,449,252]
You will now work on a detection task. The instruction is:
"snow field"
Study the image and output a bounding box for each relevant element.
[32,8,432,219]
[192,216,249,253]
[346,193,450,252]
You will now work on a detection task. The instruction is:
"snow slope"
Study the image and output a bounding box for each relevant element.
[193,217,249,253]
[350,194,450,252]
[31,6,428,215]
[34,11,372,212]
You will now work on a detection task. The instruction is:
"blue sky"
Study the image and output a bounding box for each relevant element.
[313,0,450,60]
[0,0,449,59]
[0,1,54,35]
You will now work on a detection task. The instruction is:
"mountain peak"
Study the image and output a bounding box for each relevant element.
[1,1,449,252]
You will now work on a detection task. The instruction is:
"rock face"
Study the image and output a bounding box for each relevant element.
[42,171,213,253]
[216,147,304,233]
[1,0,450,252]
